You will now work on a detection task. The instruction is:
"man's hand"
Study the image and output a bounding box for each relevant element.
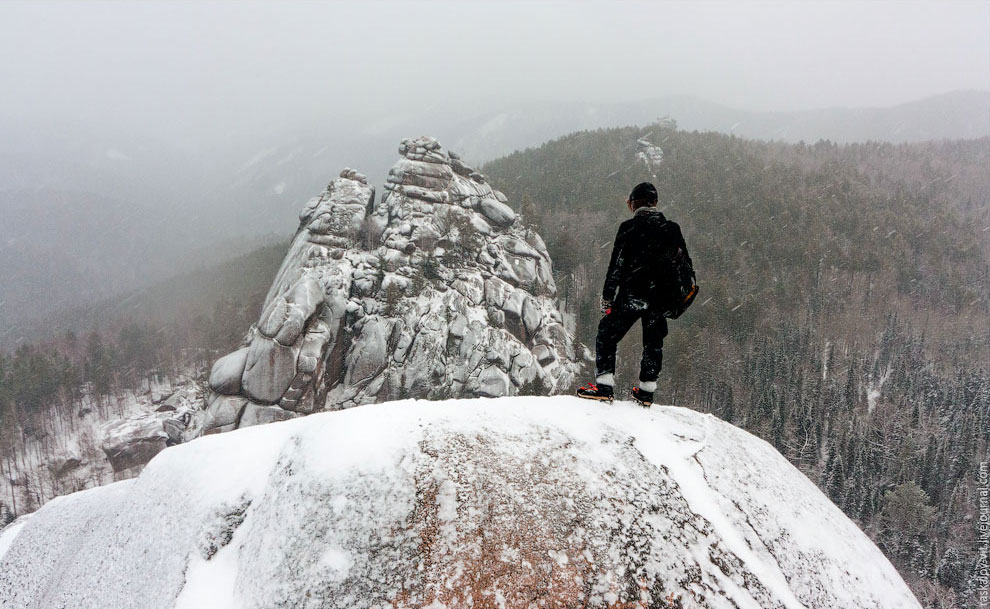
[600,297,613,316]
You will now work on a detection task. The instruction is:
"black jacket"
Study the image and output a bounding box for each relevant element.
[602,208,692,309]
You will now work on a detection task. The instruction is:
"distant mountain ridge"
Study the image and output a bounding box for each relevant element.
[446,90,990,163]
[0,90,985,339]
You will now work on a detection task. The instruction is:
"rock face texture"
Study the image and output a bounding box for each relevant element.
[202,137,578,434]
[0,397,921,609]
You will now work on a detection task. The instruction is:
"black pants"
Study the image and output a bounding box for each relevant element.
[595,305,668,383]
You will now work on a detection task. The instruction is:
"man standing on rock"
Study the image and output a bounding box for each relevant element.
[577,182,696,407]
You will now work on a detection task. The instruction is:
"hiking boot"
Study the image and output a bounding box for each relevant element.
[631,387,653,407]
[577,382,614,403]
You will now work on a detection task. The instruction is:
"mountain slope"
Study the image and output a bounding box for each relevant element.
[0,237,288,349]
[0,396,919,609]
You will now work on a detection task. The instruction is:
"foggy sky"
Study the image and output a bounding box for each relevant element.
[1,0,988,146]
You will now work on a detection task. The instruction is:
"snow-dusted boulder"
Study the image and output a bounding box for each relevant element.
[208,347,249,396]
[201,138,578,434]
[99,385,203,473]
[0,397,919,609]
[478,197,516,226]
[100,415,168,473]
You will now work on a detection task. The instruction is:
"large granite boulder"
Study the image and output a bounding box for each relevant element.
[200,137,578,434]
[0,398,922,609]
[100,416,168,474]
[99,384,203,475]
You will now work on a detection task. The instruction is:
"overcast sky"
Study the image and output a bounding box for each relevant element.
[1,0,987,144]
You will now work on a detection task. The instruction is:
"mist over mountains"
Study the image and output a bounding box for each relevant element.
[1,90,987,343]
[447,90,990,161]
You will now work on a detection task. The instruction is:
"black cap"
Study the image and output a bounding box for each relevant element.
[629,182,658,204]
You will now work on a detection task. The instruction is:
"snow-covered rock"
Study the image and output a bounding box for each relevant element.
[0,396,919,609]
[99,415,169,473]
[99,383,202,474]
[201,137,578,434]
[637,134,664,176]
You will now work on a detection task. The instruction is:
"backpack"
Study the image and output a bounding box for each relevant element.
[661,246,698,319]
[653,221,698,319]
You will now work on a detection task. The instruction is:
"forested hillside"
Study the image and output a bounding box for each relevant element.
[484,126,989,607]
[0,242,286,514]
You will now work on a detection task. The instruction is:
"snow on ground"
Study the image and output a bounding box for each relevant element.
[0,515,29,563]
[0,396,919,609]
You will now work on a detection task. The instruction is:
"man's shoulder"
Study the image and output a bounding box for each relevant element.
[640,213,685,244]
[651,212,679,231]
[616,217,637,233]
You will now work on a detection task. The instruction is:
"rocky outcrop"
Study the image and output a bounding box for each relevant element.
[637,134,664,181]
[100,384,201,474]
[100,416,168,474]
[202,138,578,434]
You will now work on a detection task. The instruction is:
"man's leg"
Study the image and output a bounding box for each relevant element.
[638,309,669,391]
[595,307,639,387]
